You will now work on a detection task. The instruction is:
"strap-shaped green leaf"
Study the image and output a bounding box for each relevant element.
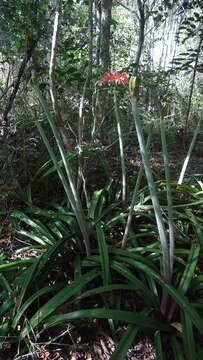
[155,330,166,360]
[96,225,110,286]
[20,269,100,338]
[44,308,170,331]
[110,325,138,360]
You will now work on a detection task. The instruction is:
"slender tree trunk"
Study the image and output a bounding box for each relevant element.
[3,39,37,122]
[94,0,113,144]
[134,0,145,74]
[95,0,101,65]
[100,0,112,71]
[77,0,94,192]
[78,0,93,146]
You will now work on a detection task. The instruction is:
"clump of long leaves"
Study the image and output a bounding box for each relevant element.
[1,86,203,359]
[1,179,203,359]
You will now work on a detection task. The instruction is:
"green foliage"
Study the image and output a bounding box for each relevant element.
[0,0,48,57]
[178,4,203,45]
[1,177,203,357]
[0,0,203,358]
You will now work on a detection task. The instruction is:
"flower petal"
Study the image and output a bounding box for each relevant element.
[120,72,129,84]
[100,72,113,83]
[112,72,121,84]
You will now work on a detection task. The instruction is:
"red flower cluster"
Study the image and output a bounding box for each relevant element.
[101,71,129,85]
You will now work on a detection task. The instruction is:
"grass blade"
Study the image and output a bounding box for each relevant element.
[178,110,203,184]
[157,277,203,335]
[171,336,185,360]
[168,241,200,322]
[71,284,139,303]
[109,254,203,335]
[154,330,165,360]
[20,269,99,338]
[12,283,64,329]
[130,93,170,301]
[110,248,158,270]
[110,325,138,360]
[44,309,171,331]
[96,224,110,286]
[111,261,157,305]
[0,259,34,271]
[88,189,103,219]
[178,242,200,295]
[11,210,55,245]
[34,86,91,255]
[17,259,41,308]
[181,311,196,360]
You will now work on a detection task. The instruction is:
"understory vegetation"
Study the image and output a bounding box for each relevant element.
[0,0,203,359]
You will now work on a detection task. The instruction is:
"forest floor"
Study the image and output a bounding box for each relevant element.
[1,339,156,360]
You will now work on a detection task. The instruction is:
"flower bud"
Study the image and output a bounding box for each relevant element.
[129,77,139,98]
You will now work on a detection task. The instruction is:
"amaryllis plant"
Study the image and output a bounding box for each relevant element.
[100,71,129,205]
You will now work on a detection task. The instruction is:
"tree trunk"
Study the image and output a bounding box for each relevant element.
[95,0,101,65]
[100,0,112,71]
[134,0,145,74]
[3,39,37,122]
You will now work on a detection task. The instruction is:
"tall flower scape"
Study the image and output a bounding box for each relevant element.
[100,71,129,206]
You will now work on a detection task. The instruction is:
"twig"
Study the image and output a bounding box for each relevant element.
[115,0,138,19]
[14,352,37,360]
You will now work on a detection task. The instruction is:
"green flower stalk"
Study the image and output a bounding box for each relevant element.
[122,130,152,249]
[178,109,203,185]
[160,114,174,275]
[100,71,129,206]
[114,87,127,205]
[130,77,171,315]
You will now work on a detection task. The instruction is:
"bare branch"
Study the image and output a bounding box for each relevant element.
[115,0,138,19]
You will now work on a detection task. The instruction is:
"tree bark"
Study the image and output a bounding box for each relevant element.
[134,0,146,74]
[78,0,93,145]
[3,39,37,122]
[77,0,94,192]
[100,0,112,71]
[95,0,101,65]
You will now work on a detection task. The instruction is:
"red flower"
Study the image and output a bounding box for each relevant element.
[100,71,129,85]
[112,72,121,84]
[119,72,129,84]
[100,71,113,83]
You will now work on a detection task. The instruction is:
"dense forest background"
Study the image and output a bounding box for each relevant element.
[0,0,203,359]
